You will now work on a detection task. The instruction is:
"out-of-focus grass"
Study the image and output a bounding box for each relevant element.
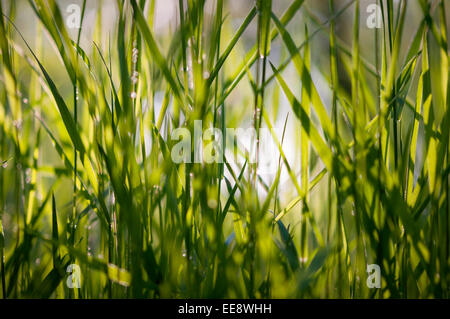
[0,0,449,298]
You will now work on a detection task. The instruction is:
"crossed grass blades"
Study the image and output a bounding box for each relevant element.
[0,0,449,298]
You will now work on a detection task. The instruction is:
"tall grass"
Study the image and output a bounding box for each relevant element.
[0,0,448,298]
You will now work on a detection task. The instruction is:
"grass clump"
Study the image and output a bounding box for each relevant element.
[0,0,449,298]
